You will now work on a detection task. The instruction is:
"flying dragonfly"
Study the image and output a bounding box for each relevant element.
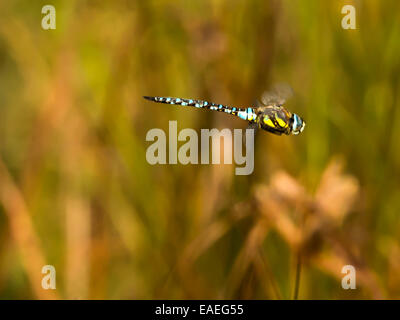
[143,84,305,136]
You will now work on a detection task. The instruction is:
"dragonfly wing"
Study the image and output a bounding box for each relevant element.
[260,83,294,107]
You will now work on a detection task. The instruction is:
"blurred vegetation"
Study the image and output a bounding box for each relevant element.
[0,0,400,299]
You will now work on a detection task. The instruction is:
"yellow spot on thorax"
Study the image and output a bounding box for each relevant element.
[275,114,288,128]
[263,117,275,128]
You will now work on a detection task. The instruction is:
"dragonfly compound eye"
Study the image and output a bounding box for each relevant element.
[292,114,305,135]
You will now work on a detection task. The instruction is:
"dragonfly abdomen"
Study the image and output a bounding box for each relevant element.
[144,96,216,109]
[143,96,258,122]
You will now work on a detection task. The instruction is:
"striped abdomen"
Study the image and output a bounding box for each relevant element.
[143,96,258,122]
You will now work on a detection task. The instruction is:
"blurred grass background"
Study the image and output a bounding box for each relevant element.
[0,0,400,299]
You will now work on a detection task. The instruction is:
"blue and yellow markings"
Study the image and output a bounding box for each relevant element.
[235,108,257,121]
[263,116,275,128]
[145,96,259,125]
[274,114,288,128]
[247,108,255,121]
[263,113,289,129]
[292,114,301,130]
[237,110,247,120]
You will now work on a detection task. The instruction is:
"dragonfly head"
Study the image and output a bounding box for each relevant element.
[291,113,305,135]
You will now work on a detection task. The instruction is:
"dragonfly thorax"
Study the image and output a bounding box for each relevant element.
[259,108,292,135]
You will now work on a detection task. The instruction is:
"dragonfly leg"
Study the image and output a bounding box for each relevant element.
[242,121,258,145]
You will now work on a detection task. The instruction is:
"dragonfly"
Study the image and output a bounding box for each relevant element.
[143,84,305,136]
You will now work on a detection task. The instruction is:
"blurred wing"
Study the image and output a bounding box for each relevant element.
[260,83,294,107]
